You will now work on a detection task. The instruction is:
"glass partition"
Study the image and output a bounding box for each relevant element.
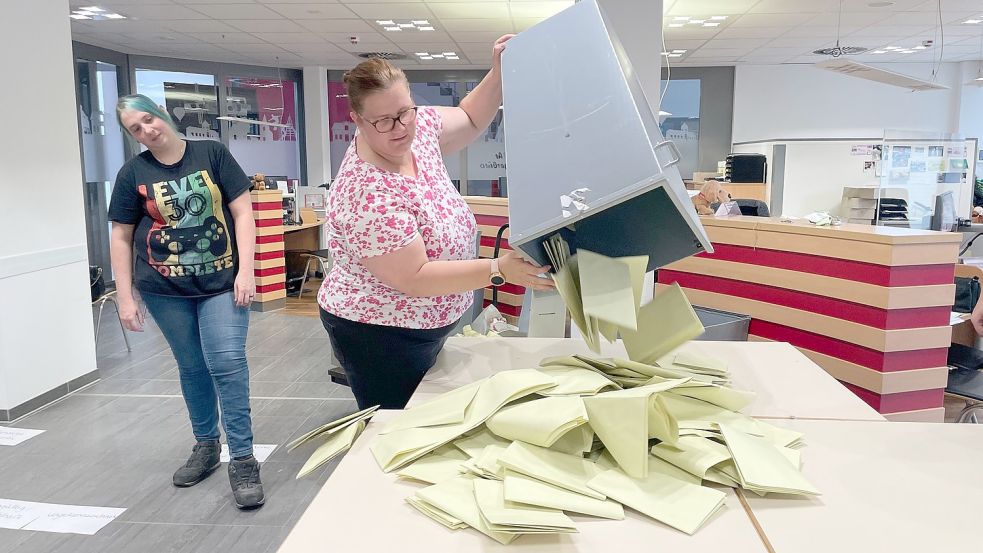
[223,76,301,180]
[135,69,219,141]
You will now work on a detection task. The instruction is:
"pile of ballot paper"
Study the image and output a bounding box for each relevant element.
[292,244,819,543]
[364,349,819,544]
[545,237,705,355]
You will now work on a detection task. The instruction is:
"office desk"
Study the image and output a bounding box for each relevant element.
[661,216,961,421]
[283,218,325,252]
[743,419,983,552]
[413,338,884,422]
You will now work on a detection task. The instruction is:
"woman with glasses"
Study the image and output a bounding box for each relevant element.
[317,35,554,410]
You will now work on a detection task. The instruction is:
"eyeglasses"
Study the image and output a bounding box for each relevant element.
[365,106,418,133]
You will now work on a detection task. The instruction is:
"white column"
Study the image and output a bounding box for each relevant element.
[302,65,331,186]
[0,0,97,414]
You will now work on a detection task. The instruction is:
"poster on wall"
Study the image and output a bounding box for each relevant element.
[163,82,219,140]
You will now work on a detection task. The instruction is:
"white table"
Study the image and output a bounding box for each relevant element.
[278,338,895,553]
[277,412,769,553]
[416,338,885,422]
[743,419,983,552]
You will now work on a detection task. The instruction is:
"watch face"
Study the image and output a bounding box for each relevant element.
[491,275,506,286]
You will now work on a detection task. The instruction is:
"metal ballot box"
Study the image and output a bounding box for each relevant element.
[501,0,712,272]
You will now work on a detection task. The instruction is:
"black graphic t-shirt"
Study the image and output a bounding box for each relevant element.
[108,140,252,297]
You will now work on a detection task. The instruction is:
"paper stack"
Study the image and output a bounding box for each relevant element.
[287,405,379,478]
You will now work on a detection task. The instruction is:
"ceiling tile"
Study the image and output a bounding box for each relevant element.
[334,42,403,54]
[387,30,455,43]
[186,3,284,19]
[320,31,390,42]
[253,32,328,43]
[102,4,208,20]
[175,0,268,5]
[731,13,814,27]
[427,2,508,19]
[507,2,572,19]
[709,27,783,39]
[218,42,291,53]
[344,2,435,19]
[227,19,310,32]
[195,31,269,43]
[667,0,760,16]
[438,18,513,32]
[688,47,755,58]
[751,0,838,14]
[263,3,358,18]
[120,31,204,43]
[766,36,833,48]
[75,19,169,32]
[805,12,892,27]
[853,25,936,37]
[282,42,346,54]
[298,19,376,32]
[664,39,710,50]
[705,38,771,49]
[161,19,241,32]
[447,30,512,42]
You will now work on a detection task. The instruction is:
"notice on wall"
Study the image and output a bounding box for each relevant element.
[220,443,277,463]
[0,427,44,446]
[0,499,124,535]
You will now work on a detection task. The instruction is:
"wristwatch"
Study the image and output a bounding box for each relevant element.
[490,258,506,286]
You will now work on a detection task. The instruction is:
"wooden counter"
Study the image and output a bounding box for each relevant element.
[251,189,286,311]
[659,216,962,422]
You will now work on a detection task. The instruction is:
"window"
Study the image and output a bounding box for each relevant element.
[223,76,301,181]
[135,69,219,141]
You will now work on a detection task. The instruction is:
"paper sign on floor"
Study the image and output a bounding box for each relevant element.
[22,505,126,535]
[0,499,48,530]
[0,499,124,535]
[220,444,277,463]
[0,427,45,446]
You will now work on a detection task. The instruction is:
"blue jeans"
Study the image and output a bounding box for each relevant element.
[141,291,254,458]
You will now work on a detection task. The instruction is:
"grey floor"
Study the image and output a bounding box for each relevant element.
[0,307,356,553]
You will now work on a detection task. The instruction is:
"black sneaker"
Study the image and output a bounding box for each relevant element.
[228,455,265,509]
[173,440,221,487]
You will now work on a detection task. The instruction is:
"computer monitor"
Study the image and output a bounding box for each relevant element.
[263,175,289,193]
[931,190,956,231]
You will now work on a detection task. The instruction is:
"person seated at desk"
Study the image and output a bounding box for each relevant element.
[692,181,731,215]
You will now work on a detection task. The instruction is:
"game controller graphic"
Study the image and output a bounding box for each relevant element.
[149,216,228,262]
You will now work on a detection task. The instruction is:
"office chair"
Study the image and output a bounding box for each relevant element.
[297,249,332,299]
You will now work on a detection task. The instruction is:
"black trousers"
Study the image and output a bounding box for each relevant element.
[319,308,457,409]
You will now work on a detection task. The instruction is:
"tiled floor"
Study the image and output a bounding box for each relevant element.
[0,307,356,553]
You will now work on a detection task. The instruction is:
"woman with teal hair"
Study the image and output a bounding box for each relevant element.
[108,93,264,509]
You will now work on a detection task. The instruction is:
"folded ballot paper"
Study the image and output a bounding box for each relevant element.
[366,344,820,545]
[288,405,379,479]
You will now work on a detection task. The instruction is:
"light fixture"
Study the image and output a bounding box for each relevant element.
[964,19,983,24]
[870,50,887,54]
[376,19,437,32]
[69,6,125,20]
[702,22,720,27]
[668,23,684,27]
[415,51,460,62]
[710,15,728,20]
[668,53,682,57]
[815,58,949,91]
[673,16,690,20]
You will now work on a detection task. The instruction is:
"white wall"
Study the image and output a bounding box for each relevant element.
[0,0,96,410]
[733,63,962,143]
[956,62,983,179]
[303,65,331,186]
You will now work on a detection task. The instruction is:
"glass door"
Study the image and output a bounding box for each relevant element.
[76,58,126,285]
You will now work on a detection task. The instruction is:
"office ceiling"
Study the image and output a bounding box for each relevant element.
[69,0,983,69]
